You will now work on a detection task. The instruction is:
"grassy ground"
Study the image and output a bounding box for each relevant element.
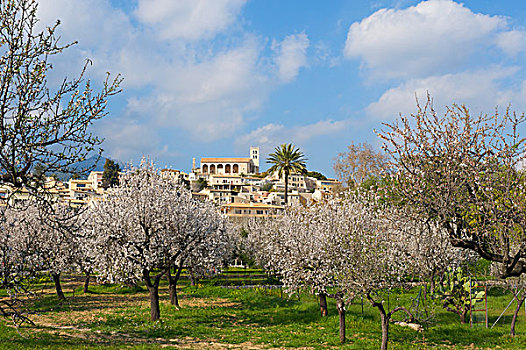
[1,276,526,349]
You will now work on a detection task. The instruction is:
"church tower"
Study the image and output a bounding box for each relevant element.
[250,146,260,170]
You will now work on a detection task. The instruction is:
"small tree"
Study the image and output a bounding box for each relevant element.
[0,206,40,324]
[102,159,121,189]
[7,203,83,300]
[333,142,388,189]
[267,144,307,205]
[400,215,476,297]
[248,194,411,346]
[90,160,227,321]
[434,267,480,324]
[248,205,342,320]
[34,205,81,300]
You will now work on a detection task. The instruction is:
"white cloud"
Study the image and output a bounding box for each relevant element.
[36,0,136,84]
[367,67,523,120]
[33,0,311,159]
[123,38,269,141]
[344,0,506,78]
[236,120,347,156]
[273,33,310,82]
[497,30,526,57]
[135,0,247,41]
[96,119,158,162]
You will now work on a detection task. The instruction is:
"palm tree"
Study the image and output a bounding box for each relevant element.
[267,144,307,205]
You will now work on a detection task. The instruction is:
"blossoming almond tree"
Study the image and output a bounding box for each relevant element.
[89,160,229,321]
[377,97,526,279]
[248,196,379,344]
[396,213,477,298]
[0,0,119,323]
[250,192,466,349]
[28,204,83,300]
[166,205,232,309]
[181,222,236,288]
[0,203,82,302]
[248,204,337,318]
[0,206,40,324]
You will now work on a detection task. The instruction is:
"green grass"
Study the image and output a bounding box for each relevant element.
[1,278,526,349]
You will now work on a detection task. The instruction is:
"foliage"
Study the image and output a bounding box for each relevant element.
[266,144,307,204]
[434,267,483,324]
[102,159,121,189]
[195,178,208,191]
[306,170,327,181]
[260,182,274,192]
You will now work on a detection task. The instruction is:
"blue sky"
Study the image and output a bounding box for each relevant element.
[36,0,526,177]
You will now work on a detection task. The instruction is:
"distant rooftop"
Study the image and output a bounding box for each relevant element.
[201,158,251,163]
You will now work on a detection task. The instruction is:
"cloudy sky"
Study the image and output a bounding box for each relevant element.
[36,0,526,176]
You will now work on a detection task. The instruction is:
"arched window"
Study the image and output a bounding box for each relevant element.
[233,164,239,173]
[225,164,231,173]
[202,164,208,173]
[217,164,224,174]
[210,165,216,174]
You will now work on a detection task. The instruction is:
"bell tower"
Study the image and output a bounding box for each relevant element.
[250,146,260,169]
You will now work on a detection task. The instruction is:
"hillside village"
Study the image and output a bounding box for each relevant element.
[0,146,341,222]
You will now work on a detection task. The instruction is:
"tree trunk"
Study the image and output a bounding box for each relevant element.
[168,265,184,308]
[319,293,328,317]
[429,270,436,295]
[366,292,416,350]
[83,271,90,293]
[143,269,162,321]
[52,273,65,300]
[189,268,197,287]
[148,284,161,321]
[284,170,289,205]
[336,296,345,344]
[370,298,389,350]
[460,308,467,324]
[169,283,179,307]
[380,311,389,350]
[511,293,526,336]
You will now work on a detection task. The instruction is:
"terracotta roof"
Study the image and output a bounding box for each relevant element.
[201,158,252,163]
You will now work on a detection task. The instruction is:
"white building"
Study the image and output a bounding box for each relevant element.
[199,146,260,175]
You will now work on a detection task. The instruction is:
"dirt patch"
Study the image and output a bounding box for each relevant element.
[181,297,240,309]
